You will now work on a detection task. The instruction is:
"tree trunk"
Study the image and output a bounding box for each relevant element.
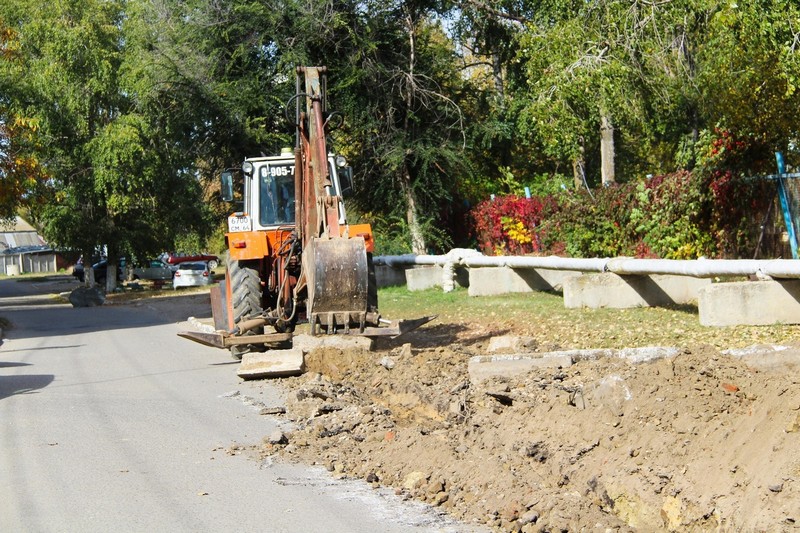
[600,112,615,186]
[400,7,425,255]
[492,53,504,99]
[573,137,586,190]
[106,262,117,292]
[86,263,95,287]
[400,166,426,255]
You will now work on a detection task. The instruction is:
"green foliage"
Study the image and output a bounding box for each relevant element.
[629,173,713,259]
[698,1,800,150]
[329,3,477,253]
[471,166,776,260]
[543,185,639,258]
[0,0,214,265]
[2,0,799,258]
[365,212,454,256]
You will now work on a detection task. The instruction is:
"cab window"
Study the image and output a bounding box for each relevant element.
[259,163,296,226]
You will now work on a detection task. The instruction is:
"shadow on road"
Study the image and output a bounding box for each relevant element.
[0,275,213,341]
[0,372,54,400]
[1,345,84,354]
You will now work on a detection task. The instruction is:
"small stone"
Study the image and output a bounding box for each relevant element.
[721,382,739,393]
[402,471,428,491]
[432,491,449,506]
[259,406,286,415]
[520,509,540,524]
[378,356,395,370]
[398,343,413,358]
[366,472,379,483]
[268,430,288,445]
[769,483,784,493]
[501,502,521,521]
[786,414,800,433]
[426,480,444,495]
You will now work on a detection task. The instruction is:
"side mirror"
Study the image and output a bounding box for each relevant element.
[220,171,234,202]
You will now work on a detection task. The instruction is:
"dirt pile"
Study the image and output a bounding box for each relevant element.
[254,324,800,532]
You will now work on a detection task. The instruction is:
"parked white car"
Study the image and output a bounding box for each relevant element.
[172,261,213,289]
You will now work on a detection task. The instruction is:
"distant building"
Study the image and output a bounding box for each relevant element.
[0,217,68,274]
[0,216,46,249]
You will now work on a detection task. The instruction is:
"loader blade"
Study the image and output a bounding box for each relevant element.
[360,315,437,338]
[178,330,293,349]
[178,330,227,349]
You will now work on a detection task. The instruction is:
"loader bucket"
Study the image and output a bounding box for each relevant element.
[305,236,370,333]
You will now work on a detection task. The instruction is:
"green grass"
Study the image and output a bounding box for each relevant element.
[377,286,800,350]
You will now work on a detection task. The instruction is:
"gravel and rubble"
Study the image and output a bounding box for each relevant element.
[242,327,800,532]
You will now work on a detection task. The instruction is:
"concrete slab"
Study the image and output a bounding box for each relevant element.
[375,264,407,288]
[564,273,709,309]
[237,348,305,380]
[616,346,681,363]
[405,265,468,291]
[293,333,374,352]
[468,353,573,384]
[562,346,680,363]
[699,280,800,326]
[723,344,800,371]
[468,267,580,296]
[487,335,538,353]
[468,346,680,384]
[405,265,443,291]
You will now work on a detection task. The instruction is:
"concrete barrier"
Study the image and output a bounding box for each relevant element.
[699,280,800,326]
[375,264,407,288]
[468,266,581,296]
[406,265,468,291]
[376,253,800,327]
[564,273,710,309]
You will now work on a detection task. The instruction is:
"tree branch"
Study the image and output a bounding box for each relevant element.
[459,0,529,25]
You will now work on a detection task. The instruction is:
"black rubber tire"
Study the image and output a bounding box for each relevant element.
[227,259,264,359]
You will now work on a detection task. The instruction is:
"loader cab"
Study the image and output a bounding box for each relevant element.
[226,153,352,233]
[257,160,296,226]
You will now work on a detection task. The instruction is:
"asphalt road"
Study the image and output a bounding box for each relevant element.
[0,276,471,533]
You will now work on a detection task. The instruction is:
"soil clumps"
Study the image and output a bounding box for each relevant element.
[250,324,800,532]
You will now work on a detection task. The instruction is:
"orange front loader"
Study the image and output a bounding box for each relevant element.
[180,66,433,357]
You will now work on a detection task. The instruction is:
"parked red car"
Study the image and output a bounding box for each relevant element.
[162,253,219,270]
